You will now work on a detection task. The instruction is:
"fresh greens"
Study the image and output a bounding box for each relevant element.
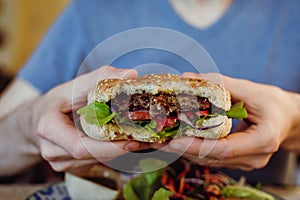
[222,185,275,200]
[77,101,115,126]
[123,158,168,200]
[226,101,248,120]
[151,188,173,200]
[125,119,181,141]
[139,158,168,186]
[144,120,159,136]
[156,123,182,139]
[123,158,276,200]
[123,183,139,200]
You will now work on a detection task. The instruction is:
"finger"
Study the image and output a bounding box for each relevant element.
[233,120,250,132]
[182,73,257,103]
[46,66,138,112]
[183,152,272,171]
[182,154,248,170]
[37,112,144,161]
[49,159,100,172]
[71,66,137,98]
[168,123,279,160]
[40,138,73,161]
[182,72,201,78]
[37,112,93,159]
[150,142,180,154]
[221,75,258,103]
[79,136,144,161]
[182,72,224,84]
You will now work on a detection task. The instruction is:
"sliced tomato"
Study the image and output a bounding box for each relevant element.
[128,111,177,131]
[164,116,177,127]
[127,111,150,120]
[155,116,177,131]
[195,110,209,117]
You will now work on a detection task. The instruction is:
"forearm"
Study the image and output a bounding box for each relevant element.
[0,99,41,176]
[281,91,300,153]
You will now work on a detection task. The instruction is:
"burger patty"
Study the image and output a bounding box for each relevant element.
[111,92,211,116]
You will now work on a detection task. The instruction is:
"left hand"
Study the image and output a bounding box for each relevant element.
[151,73,300,171]
[34,66,149,172]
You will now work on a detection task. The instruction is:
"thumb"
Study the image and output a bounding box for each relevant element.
[68,66,137,100]
[221,75,255,103]
[48,66,137,110]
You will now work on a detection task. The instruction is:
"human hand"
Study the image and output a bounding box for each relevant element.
[33,66,149,172]
[151,73,300,171]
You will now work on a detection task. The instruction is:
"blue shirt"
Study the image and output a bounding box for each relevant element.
[19,0,300,94]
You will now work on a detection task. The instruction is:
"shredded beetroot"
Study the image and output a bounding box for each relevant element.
[161,158,233,200]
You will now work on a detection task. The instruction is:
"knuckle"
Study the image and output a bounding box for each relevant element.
[219,148,235,160]
[250,159,269,170]
[41,151,55,162]
[36,118,47,139]
[49,163,69,172]
[36,112,56,139]
[70,146,89,159]
[263,139,280,154]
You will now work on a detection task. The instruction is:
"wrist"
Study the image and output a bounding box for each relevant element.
[281,92,300,152]
[0,99,41,176]
[21,97,42,157]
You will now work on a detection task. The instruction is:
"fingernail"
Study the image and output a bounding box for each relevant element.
[125,142,140,151]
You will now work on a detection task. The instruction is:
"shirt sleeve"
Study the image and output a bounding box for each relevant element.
[17,1,89,94]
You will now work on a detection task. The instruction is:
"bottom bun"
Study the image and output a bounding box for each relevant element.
[184,116,232,139]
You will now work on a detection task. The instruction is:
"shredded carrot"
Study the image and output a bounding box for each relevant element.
[178,176,185,194]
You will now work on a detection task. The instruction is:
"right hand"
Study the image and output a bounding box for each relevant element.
[33,66,148,172]
[152,73,300,171]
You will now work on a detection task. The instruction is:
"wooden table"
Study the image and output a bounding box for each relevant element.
[0,183,49,199]
[0,183,300,200]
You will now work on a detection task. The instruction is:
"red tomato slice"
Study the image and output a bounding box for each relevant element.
[128,111,150,120]
[155,116,177,131]
[128,111,177,131]
[164,116,177,127]
[195,110,209,116]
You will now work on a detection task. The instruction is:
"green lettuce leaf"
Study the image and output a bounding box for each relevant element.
[226,102,248,120]
[77,101,115,126]
[132,120,181,140]
[151,188,173,200]
[123,158,167,200]
[157,123,181,139]
[222,185,275,200]
[123,182,140,200]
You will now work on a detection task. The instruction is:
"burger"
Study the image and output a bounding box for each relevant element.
[77,74,247,143]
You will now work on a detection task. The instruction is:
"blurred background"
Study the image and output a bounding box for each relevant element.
[0,0,69,91]
[0,0,69,183]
